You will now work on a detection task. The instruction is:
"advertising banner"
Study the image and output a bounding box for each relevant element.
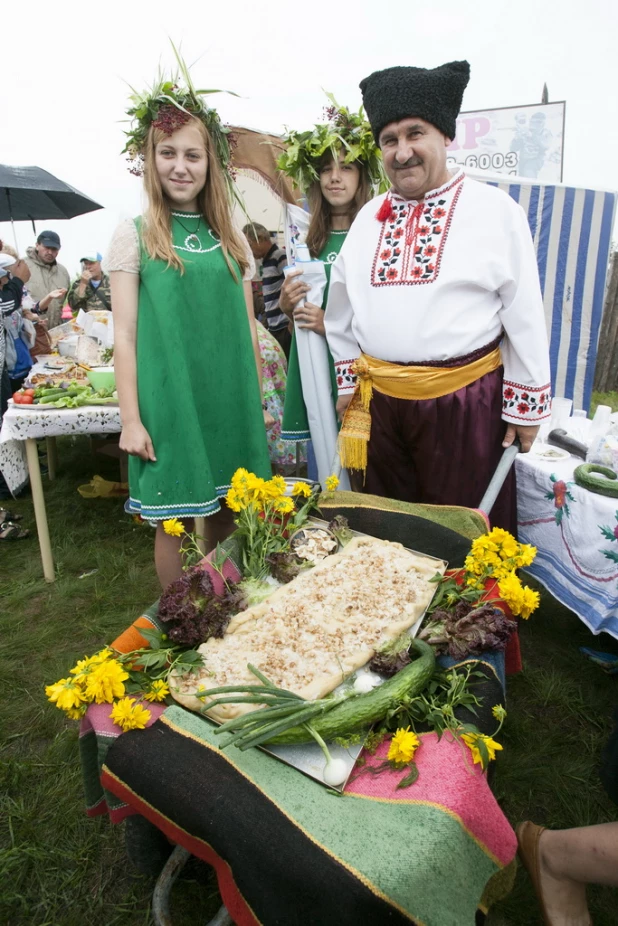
[447,102,565,182]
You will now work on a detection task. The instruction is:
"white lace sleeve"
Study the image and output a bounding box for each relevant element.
[105,219,140,273]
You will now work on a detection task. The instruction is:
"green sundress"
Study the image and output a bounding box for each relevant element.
[280,230,348,442]
[128,213,271,520]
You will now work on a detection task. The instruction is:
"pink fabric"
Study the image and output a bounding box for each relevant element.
[80,701,166,741]
[346,732,517,867]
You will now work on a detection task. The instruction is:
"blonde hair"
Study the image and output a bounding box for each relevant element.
[142,116,248,280]
[306,154,371,258]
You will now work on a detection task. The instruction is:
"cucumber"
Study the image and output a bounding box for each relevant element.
[264,638,435,745]
[574,463,618,498]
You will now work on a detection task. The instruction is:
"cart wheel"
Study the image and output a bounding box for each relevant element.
[125,814,174,877]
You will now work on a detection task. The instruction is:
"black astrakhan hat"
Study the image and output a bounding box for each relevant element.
[360,61,470,145]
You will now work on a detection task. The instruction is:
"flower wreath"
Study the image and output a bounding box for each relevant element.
[121,42,237,187]
[277,92,389,194]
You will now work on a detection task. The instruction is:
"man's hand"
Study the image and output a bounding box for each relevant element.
[293,302,325,335]
[336,393,354,423]
[80,268,93,284]
[503,423,539,453]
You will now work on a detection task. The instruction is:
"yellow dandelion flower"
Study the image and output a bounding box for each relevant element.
[144,680,170,703]
[225,487,243,513]
[110,697,151,732]
[292,481,312,498]
[498,537,519,560]
[462,732,503,767]
[70,654,102,677]
[471,535,499,556]
[325,474,339,492]
[464,554,484,577]
[274,496,294,514]
[231,467,250,492]
[515,544,537,568]
[66,704,88,721]
[89,648,114,665]
[85,659,129,704]
[265,475,287,498]
[162,518,184,537]
[387,727,420,764]
[492,704,507,722]
[519,585,540,619]
[497,571,525,613]
[45,677,88,712]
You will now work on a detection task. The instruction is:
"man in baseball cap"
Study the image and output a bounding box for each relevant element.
[67,249,111,314]
[24,230,70,328]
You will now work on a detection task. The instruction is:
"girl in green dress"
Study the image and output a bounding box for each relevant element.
[277,100,386,452]
[109,80,272,588]
[280,151,371,447]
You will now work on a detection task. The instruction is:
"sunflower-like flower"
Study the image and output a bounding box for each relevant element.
[387,727,420,765]
[292,482,312,498]
[144,679,170,703]
[325,475,340,492]
[110,697,151,732]
[84,659,129,704]
[45,676,88,713]
[461,732,503,767]
[163,518,184,537]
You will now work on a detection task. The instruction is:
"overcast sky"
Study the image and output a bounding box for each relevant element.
[1,0,616,276]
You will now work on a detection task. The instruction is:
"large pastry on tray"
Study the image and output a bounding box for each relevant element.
[171,536,444,721]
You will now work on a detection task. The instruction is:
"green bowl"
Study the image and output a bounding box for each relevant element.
[86,367,116,391]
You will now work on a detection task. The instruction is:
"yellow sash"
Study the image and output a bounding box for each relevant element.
[339,347,502,473]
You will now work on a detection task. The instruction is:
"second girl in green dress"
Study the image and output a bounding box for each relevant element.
[277,103,385,448]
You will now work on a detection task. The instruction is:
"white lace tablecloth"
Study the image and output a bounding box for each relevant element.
[0,405,122,494]
[516,453,618,639]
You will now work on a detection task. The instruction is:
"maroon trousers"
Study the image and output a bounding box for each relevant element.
[363,366,517,534]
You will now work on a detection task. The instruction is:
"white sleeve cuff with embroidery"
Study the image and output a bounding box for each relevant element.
[335,360,358,395]
[502,381,551,424]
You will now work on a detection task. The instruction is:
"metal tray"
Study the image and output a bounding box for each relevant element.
[228,519,447,792]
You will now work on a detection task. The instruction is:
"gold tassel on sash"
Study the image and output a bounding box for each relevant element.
[338,357,374,472]
[338,347,502,474]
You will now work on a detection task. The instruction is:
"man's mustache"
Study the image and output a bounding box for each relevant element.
[393,157,423,170]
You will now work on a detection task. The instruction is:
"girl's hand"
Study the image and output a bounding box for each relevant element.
[48,288,66,299]
[120,422,156,461]
[293,302,325,336]
[264,410,276,431]
[336,393,354,423]
[280,269,309,315]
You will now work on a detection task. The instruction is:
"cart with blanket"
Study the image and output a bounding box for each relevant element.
[76,449,526,926]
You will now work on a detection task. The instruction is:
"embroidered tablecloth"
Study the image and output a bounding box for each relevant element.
[0,404,121,493]
[516,453,618,637]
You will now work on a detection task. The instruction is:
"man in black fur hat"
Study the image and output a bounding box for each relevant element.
[324,61,551,532]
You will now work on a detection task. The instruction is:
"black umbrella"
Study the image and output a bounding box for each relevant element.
[0,164,103,235]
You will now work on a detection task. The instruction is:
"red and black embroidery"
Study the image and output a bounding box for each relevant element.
[502,381,551,421]
[371,172,464,288]
[335,359,358,393]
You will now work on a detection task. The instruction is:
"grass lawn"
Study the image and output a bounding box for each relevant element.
[1,432,618,925]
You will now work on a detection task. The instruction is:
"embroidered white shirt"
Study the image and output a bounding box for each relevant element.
[324,168,551,424]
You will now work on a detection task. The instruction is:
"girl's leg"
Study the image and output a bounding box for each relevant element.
[154,509,235,590]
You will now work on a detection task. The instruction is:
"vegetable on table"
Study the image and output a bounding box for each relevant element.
[201,639,436,748]
[574,463,618,498]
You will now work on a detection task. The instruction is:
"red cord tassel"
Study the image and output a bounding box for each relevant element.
[375,197,394,222]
